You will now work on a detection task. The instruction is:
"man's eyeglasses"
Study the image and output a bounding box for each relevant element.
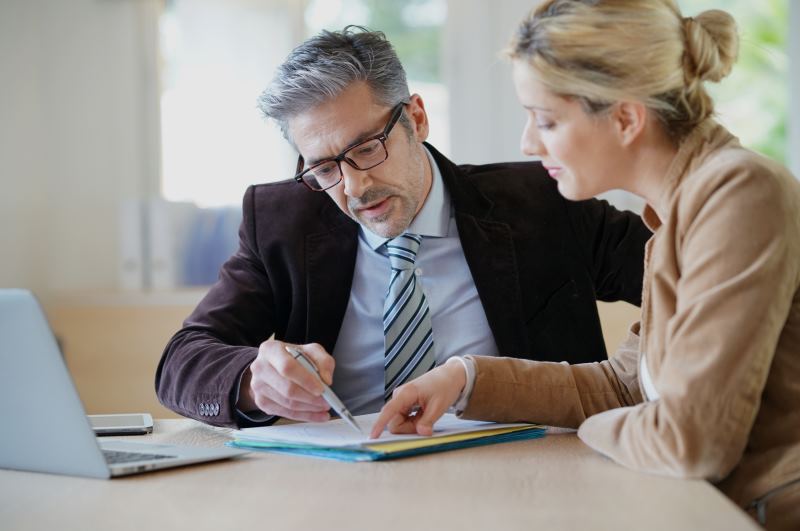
[294,102,407,192]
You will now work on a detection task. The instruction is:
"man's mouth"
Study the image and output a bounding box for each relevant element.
[355,197,391,217]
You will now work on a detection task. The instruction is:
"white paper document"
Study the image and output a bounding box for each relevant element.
[235,413,533,448]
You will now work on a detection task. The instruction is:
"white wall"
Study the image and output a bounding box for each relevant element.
[444,0,532,165]
[0,0,159,296]
[443,0,644,212]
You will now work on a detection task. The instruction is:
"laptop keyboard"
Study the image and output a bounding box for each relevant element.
[102,449,177,464]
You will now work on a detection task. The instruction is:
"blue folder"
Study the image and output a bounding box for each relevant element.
[228,424,546,462]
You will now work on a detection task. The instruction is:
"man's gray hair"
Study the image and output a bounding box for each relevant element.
[258,26,411,142]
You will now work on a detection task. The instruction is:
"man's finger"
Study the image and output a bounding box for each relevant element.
[258,362,328,407]
[255,394,331,422]
[298,343,335,386]
[270,346,326,395]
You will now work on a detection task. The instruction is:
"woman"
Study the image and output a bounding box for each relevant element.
[370,1,800,528]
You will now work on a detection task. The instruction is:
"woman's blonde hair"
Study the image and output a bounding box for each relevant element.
[508,0,739,140]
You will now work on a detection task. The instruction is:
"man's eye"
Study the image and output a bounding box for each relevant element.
[315,164,336,176]
[355,143,379,156]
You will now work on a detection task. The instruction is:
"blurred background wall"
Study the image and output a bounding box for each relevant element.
[1,0,797,417]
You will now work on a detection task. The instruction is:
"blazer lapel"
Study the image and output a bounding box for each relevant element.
[305,205,359,353]
[425,144,528,356]
[456,213,528,357]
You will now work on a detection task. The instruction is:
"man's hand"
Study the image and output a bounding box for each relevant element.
[369,357,467,438]
[237,340,334,422]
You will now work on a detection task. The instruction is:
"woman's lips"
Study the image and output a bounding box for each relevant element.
[544,166,562,179]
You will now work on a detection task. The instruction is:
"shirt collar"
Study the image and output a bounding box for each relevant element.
[640,119,735,232]
[362,146,451,251]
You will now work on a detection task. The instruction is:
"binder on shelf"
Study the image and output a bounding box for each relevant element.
[147,199,196,290]
[118,199,144,291]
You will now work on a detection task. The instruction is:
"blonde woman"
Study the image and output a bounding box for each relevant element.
[371,1,800,527]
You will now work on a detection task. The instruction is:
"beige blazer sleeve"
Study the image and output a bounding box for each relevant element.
[461,327,643,428]
[575,159,798,480]
[463,156,797,482]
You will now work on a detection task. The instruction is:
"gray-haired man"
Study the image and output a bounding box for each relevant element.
[155,27,650,428]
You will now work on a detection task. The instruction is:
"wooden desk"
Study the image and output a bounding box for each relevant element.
[0,420,759,531]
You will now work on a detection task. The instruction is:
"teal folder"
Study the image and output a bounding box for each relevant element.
[228,423,546,462]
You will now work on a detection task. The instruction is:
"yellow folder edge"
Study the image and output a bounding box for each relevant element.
[362,424,544,453]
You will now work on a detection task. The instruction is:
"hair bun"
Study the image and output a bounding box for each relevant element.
[682,10,739,83]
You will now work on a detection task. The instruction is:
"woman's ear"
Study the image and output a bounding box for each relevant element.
[612,101,647,147]
[406,93,430,142]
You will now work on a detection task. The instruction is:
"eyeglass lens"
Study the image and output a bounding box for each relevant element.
[302,138,387,190]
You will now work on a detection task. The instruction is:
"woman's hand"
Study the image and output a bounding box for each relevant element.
[369,357,467,438]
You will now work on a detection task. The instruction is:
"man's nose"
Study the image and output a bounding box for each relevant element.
[520,119,545,158]
[342,163,371,198]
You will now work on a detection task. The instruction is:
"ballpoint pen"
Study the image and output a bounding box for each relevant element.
[284,346,364,435]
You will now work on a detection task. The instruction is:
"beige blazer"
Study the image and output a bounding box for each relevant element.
[462,121,800,529]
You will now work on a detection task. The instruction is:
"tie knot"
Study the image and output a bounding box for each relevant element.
[386,233,422,270]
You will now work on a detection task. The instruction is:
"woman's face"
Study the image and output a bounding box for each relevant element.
[512,61,624,201]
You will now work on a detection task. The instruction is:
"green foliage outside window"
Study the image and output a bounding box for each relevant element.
[305,0,445,83]
[358,0,443,83]
[680,0,788,163]
[305,0,788,164]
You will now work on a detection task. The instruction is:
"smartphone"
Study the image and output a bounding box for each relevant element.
[88,413,154,436]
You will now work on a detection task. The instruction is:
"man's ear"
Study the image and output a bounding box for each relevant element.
[612,101,647,147]
[406,93,429,143]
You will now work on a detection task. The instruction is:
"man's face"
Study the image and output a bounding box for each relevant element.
[288,82,431,238]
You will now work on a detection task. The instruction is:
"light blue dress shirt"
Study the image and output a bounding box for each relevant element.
[331,148,499,414]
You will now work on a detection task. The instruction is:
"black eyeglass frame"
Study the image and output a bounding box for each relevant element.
[293,102,407,192]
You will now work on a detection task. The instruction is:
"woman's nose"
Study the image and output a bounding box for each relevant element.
[520,118,545,157]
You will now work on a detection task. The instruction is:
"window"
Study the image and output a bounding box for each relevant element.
[678,0,788,163]
[159,0,300,208]
[599,0,789,213]
[134,0,790,289]
[159,0,447,208]
[148,0,447,288]
[304,0,449,152]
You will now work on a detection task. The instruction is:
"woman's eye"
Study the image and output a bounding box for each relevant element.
[536,122,555,130]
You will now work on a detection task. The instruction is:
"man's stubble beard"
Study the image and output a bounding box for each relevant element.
[348,145,426,239]
[351,193,416,239]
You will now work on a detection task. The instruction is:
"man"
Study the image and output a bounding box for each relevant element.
[155,27,650,428]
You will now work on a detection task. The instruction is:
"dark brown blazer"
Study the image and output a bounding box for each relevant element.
[155,144,651,427]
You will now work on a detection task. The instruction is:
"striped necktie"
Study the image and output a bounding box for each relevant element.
[383,233,436,401]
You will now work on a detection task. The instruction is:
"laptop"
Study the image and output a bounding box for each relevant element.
[0,289,247,478]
